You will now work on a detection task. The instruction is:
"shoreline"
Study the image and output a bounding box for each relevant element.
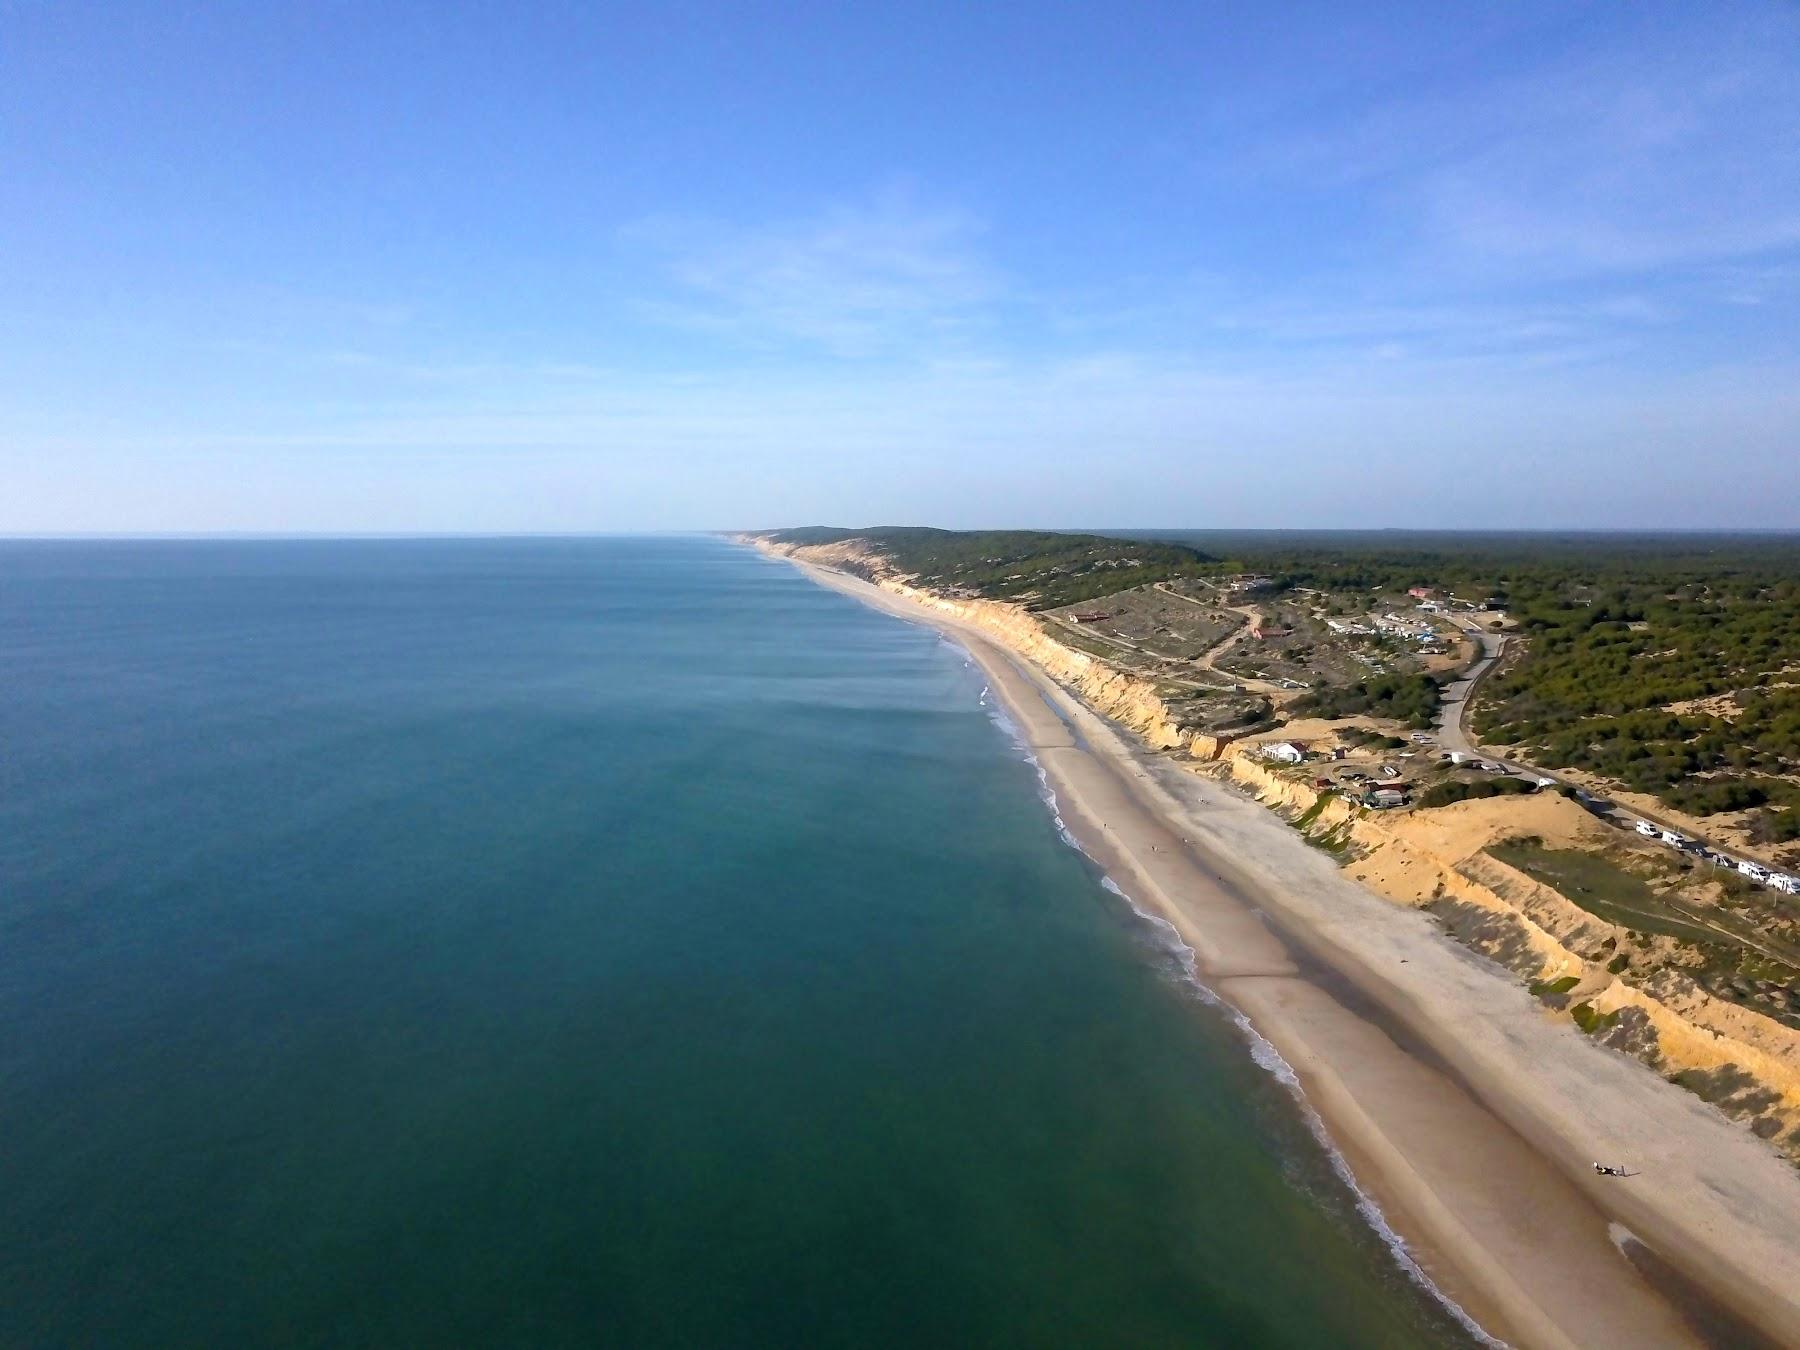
[1019,745,1503,1346]
[755,543,1800,1350]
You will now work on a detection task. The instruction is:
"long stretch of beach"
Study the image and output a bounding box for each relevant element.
[765,548,1800,1350]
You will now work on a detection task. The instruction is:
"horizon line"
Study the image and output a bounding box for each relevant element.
[5,525,1800,542]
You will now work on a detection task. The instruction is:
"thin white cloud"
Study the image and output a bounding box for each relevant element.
[1256,5,1800,277]
[620,187,1001,357]
[12,350,1799,531]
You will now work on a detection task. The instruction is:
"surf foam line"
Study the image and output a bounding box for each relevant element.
[967,677,1505,1349]
[781,564,1505,1345]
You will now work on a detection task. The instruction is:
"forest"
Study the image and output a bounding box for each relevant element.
[1153,533,1800,838]
[1120,531,1800,835]
[770,527,1800,837]
[1293,672,1441,728]
[764,527,1218,608]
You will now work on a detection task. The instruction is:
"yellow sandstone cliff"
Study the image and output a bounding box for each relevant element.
[756,534,1800,1161]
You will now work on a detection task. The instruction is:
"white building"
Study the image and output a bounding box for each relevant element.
[1258,741,1305,765]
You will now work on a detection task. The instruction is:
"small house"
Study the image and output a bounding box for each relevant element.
[1258,741,1306,765]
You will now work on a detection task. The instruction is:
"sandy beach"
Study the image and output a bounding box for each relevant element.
[766,548,1800,1350]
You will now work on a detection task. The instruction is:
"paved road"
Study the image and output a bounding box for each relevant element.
[1434,617,1508,759]
[1430,617,1795,886]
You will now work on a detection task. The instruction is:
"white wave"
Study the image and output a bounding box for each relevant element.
[986,701,1031,760]
[1014,738,1504,1345]
[958,628,1496,1338]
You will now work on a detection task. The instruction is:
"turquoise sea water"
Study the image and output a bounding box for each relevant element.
[0,536,1472,1346]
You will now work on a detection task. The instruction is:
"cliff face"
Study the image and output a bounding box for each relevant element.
[755,535,1216,756]
[1225,750,1800,1160]
[755,534,1800,1161]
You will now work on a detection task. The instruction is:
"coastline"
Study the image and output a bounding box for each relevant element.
[754,542,1800,1350]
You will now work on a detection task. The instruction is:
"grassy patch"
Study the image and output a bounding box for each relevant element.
[1304,819,1354,859]
[1054,628,1137,662]
[1294,791,1336,830]
[1529,975,1580,998]
[1488,840,1725,945]
[1570,1002,1622,1034]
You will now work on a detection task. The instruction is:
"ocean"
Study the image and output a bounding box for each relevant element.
[0,535,1473,1346]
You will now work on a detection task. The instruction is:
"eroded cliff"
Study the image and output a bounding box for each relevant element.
[752,533,1800,1162]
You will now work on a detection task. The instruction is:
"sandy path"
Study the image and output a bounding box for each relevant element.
[767,549,1800,1350]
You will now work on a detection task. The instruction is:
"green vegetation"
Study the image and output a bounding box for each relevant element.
[1570,1002,1622,1035]
[1113,529,1800,830]
[1418,777,1537,808]
[1529,975,1580,997]
[774,526,1800,833]
[764,527,1217,608]
[1338,728,1413,751]
[1053,626,1131,662]
[1489,840,1714,941]
[1487,841,1800,992]
[764,526,1800,1033]
[1759,808,1800,843]
[1293,672,1440,728]
[1294,790,1336,830]
[1304,820,1354,858]
[1458,553,1800,824]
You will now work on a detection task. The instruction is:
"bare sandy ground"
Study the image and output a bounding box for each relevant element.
[767,550,1800,1350]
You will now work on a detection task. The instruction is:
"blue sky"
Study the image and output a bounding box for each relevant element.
[3,1,1798,532]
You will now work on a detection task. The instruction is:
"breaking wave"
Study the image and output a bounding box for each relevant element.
[975,679,1506,1347]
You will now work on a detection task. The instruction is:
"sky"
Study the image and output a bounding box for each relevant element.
[3,0,1798,533]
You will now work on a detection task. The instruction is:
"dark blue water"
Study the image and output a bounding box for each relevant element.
[0,537,1470,1346]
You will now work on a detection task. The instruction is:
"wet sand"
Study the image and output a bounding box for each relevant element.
[770,549,1800,1350]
